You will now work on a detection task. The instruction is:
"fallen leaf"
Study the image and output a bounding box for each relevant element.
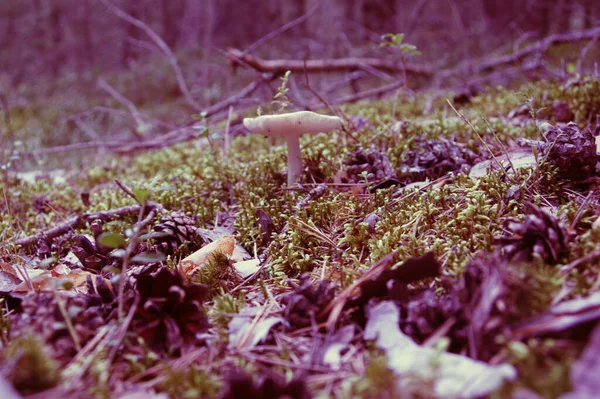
[13,268,110,294]
[322,325,355,370]
[228,306,283,350]
[179,236,235,276]
[364,301,516,398]
[558,322,600,399]
[469,150,536,179]
[233,258,260,277]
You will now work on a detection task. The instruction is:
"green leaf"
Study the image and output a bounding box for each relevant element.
[131,252,166,264]
[133,188,150,204]
[98,233,127,249]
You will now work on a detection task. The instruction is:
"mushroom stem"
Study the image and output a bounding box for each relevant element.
[286,134,303,185]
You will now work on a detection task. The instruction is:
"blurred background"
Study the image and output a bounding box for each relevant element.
[0,0,598,166]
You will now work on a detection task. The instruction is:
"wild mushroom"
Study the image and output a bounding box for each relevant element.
[243,111,342,185]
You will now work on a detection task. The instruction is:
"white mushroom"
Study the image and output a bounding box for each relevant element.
[243,111,342,185]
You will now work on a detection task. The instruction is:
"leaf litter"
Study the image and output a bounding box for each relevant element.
[3,83,600,398]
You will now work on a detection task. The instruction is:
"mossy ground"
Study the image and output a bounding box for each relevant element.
[1,75,600,398]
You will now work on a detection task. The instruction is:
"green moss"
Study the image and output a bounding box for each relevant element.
[2,332,60,393]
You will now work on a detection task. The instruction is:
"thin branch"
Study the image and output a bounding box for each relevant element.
[98,0,201,110]
[97,78,146,132]
[242,3,321,56]
[14,202,161,248]
[227,48,434,76]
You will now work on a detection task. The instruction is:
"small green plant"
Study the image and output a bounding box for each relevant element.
[272,70,292,113]
[380,33,421,56]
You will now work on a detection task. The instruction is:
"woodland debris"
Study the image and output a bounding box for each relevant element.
[132,265,209,354]
[495,202,569,264]
[342,145,398,188]
[179,236,235,277]
[220,370,310,399]
[364,301,516,399]
[14,202,162,249]
[281,274,337,330]
[227,47,433,76]
[400,138,478,183]
[540,121,598,181]
[150,211,202,255]
[511,291,600,340]
[228,305,283,350]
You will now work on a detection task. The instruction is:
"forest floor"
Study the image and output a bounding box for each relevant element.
[1,58,600,398]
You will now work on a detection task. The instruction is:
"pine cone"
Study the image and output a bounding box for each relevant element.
[152,211,200,255]
[400,139,478,182]
[132,265,209,354]
[343,145,397,183]
[495,202,569,264]
[541,122,598,181]
[399,288,466,348]
[281,274,337,329]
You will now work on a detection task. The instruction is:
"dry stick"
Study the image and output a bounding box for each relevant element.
[576,33,600,74]
[53,290,82,351]
[320,250,399,330]
[97,78,147,133]
[447,100,511,180]
[202,74,275,119]
[571,190,594,230]
[117,206,156,321]
[14,203,159,248]
[472,26,600,75]
[98,0,200,110]
[241,3,322,56]
[227,48,434,76]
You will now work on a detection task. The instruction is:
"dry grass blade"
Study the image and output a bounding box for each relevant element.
[321,250,399,329]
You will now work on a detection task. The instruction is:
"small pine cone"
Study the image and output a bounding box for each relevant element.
[152,211,199,255]
[281,274,337,329]
[399,289,465,346]
[495,202,569,264]
[132,265,209,354]
[541,122,598,180]
[400,139,478,182]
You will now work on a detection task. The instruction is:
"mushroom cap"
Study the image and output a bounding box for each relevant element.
[243,111,342,137]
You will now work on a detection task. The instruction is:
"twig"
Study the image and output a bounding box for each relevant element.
[447,100,511,180]
[473,26,600,75]
[53,290,82,351]
[98,0,200,110]
[202,74,275,119]
[14,202,161,248]
[117,206,156,320]
[227,48,433,76]
[97,78,147,133]
[115,179,141,205]
[320,250,399,330]
[241,3,321,56]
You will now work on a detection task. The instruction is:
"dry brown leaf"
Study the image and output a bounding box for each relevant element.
[13,267,110,294]
[179,235,235,276]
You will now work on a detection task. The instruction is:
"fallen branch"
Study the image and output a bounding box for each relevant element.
[473,26,600,75]
[14,202,161,248]
[227,48,434,77]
